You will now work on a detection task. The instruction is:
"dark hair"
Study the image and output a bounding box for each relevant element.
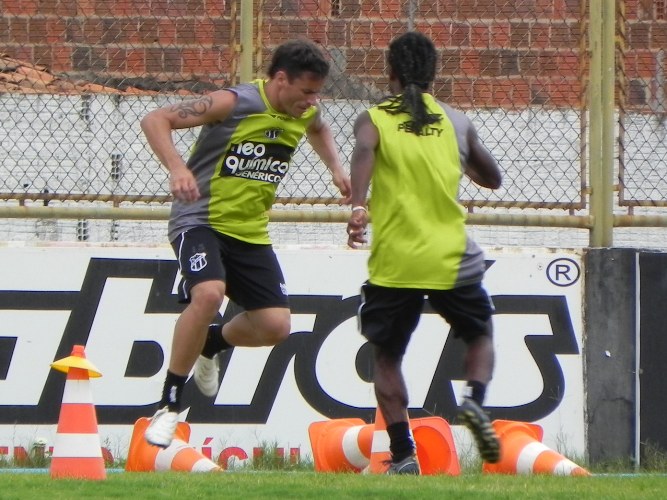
[379,31,441,133]
[267,39,329,81]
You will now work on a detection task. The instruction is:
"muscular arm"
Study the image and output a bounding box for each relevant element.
[306,109,351,202]
[347,110,379,248]
[140,90,237,202]
[463,126,502,190]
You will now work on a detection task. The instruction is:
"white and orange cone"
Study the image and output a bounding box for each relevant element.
[482,420,590,476]
[308,418,373,472]
[309,410,460,475]
[49,344,106,480]
[125,417,221,472]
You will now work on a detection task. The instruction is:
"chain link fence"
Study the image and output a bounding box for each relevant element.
[617,0,667,209]
[0,1,665,247]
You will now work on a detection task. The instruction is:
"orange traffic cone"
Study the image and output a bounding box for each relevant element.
[49,345,106,480]
[308,418,373,472]
[309,413,460,475]
[482,420,590,476]
[125,417,221,472]
[367,410,461,475]
[412,416,460,475]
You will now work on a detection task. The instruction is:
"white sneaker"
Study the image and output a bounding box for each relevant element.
[194,354,220,397]
[144,407,178,448]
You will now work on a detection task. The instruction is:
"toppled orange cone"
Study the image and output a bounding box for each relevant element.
[309,411,459,475]
[483,420,590,476]
[309,418,372,472]
[126,417,221,472]
[412,416,460,476]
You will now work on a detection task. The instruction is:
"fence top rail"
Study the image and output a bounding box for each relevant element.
[0,204,595,228]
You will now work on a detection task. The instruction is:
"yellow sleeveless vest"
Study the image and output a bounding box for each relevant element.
[366,93,468,289]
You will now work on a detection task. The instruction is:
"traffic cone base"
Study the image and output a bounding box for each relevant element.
[412,416,460,476]
[50,457,106,480]
[125,417,221,472]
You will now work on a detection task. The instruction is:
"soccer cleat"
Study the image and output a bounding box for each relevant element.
[193,354,220,397]
[458,397,501,463]
[144,406,179,448]
[386,454,421,475]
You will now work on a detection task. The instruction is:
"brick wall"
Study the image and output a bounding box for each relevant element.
[624,0,667,109]
[0,0,665,109]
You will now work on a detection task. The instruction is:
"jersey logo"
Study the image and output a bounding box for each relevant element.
[264,128,282,139]
[397,120,444,136]
[221,141,295,184]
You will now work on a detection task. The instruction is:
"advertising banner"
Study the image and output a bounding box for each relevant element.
[0,244,583,466]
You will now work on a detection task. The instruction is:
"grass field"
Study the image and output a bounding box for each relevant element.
[1,470,667,499]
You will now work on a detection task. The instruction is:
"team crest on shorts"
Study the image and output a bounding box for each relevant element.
[189,252,208,272]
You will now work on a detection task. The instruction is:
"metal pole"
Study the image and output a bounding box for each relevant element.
[589,0,614,247]
[655,49,666,118]
[600,0,615,246]
[239,0,254,83]
[589,0,602,246]
[407,0,417,31]
[0,205,593,227]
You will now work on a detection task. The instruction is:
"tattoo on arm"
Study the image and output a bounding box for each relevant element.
[168,96,213,118]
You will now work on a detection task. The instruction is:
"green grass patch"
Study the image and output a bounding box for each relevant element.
[245,441,313,471]
[3,440,667,498]
[1,471,667,499]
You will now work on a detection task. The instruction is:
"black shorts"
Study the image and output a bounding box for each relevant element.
[171,226,289,310]
[358,282,494,356]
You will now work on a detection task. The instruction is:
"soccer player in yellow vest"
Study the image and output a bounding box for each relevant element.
[141,39,351,447]
[347,31,503,474]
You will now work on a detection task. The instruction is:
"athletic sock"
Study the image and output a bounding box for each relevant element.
[201,323,233,358]
[160,371,188,412]
[465,380,487,406]
[386,421,415,462]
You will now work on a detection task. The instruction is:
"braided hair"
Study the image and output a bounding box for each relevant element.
[379,31,441,134]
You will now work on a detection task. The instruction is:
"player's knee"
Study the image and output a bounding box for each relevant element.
[259,314,291,346]
[191,282,225,317]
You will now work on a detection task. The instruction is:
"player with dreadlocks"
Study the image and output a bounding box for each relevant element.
[376,32,441,133]
[346,31,503,474]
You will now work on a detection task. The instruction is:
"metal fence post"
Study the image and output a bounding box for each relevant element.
[240,0,254,83]
[589,0,615,247]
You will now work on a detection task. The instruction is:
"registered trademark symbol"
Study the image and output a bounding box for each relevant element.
[546,258,580,287]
